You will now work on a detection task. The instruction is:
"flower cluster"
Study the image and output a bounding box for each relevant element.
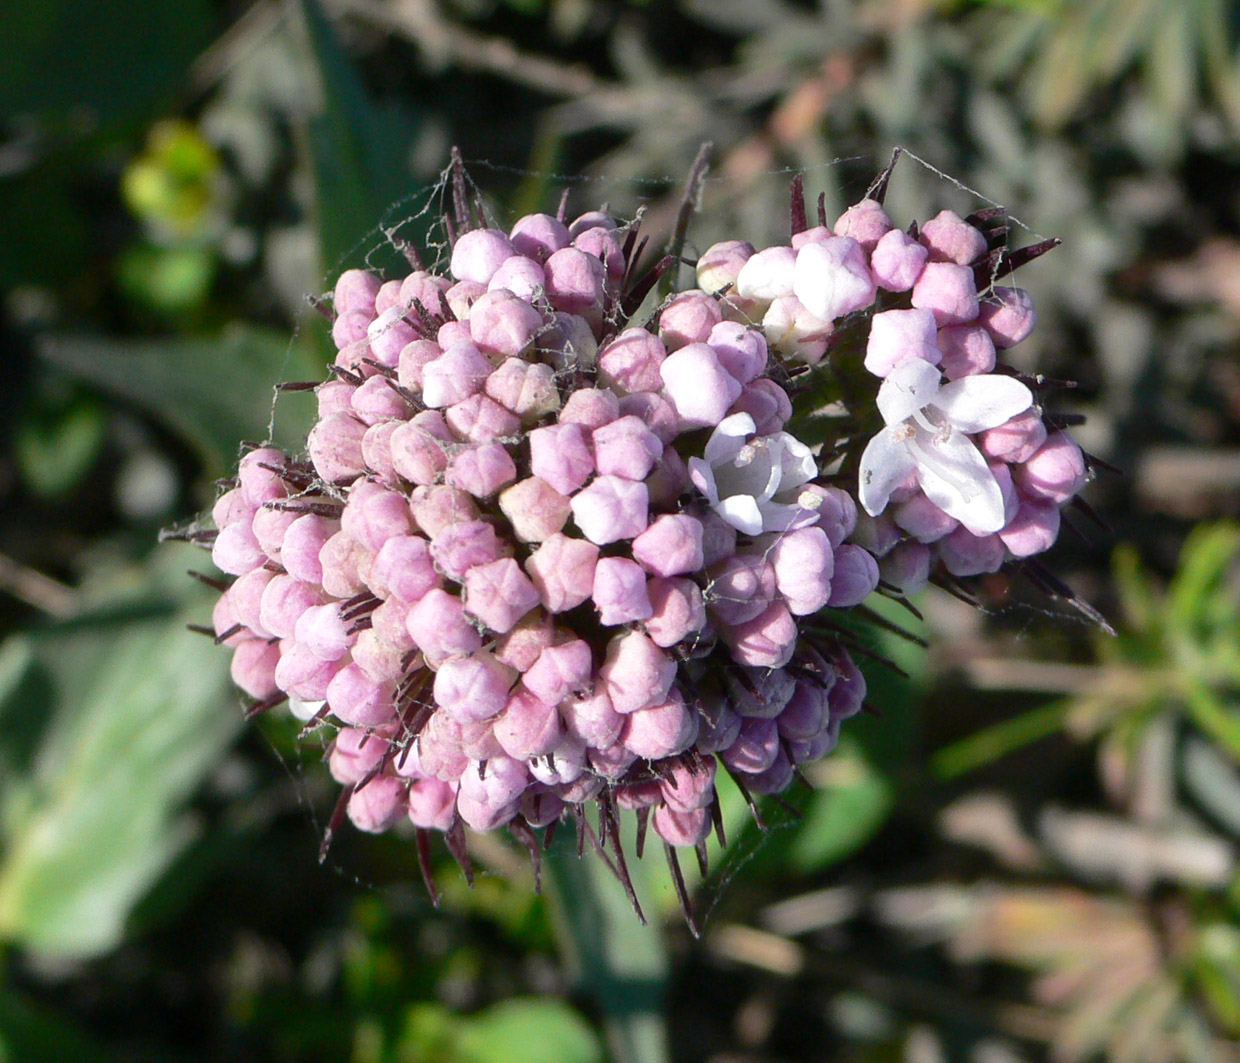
[189,158,1090,925]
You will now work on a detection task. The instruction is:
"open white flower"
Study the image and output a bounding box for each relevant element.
[688,413,819,535]
[858,359,1033,534]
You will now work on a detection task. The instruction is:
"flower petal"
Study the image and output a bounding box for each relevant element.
[718,494,765,536]
[687,456,721,506]
[703,413,755,464]
[909,425,1006,533]
[758,499,821,533]
[932,374,1033,433]
[876,358,942,425]
[774,432,818,492]
[858,426,918,516]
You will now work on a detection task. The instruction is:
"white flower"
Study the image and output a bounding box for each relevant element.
[858,358,1033,534]
[688,413,819,535]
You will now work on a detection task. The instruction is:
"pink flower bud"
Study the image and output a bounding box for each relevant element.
[463,557,541,633]
[361,421,402,482]
[510,212,571,263]
[318,531,369,599]
[327,662,396,727]
[1015,432,1088,503]
[794,236,877,322]
[652,805,710,847]
[568,210,615,237]
[644,577,706,648]
[211,487,250,530]
[332,310,371,351]
[592,415,663,481]
[826,543,879,606]
[645,448,691,509]
[697,239,754,294]
[260,574,324,640]
[308,412,367,484]
[498,476,572,543]
[979,409,1048,464]
[543,246,606,317]
[597,328,667,394]
[388,419,449,486]
[212,520,265,577]
[524,533,599,613]
[445,280,486,322]
[937,324,997,379]
[374,279,403,315]
[529,422,595,496]
[494,689,563,759]
[342,480,414,552]
[697,696,742,754]
[569,475,649,545]
[880,540,932,595]
[590,742,640,780]
[434,650,515,724]
[593,556,654,626]
[911,261,979,326]
[735,245,796,302]
[399,270,452,319]
[939,526,1006,576]
[396,338,442,392]
[919,209,987,265]
[445,442,517,498]
[467,289,544,358]
[541,311,598,371]
[249,502,296,563]
[239,448,290,507]
[660,758,716,813]
[329,726,393,785]
[494,610,555,671]
[722,716,781,774]
[729,378,792,435]
[617,391,680,445]
[769,526,835,614]
[333,269,382,314]
[708,321,768,384]
[485,358,559,421]
[445,393,522,444]
[451,228,515,284]
[998,498,1061,558]
[436,321,473,353]
[870,227,929,292]
[573,225,625,283]
[864,307,941,377]
[727,666,795,718]
[659,289,724,350]
[851,511,902,558]
[834,198,894,251]
[408,778,458,831]
[631,514,704,578]
[351,627,407,684]
[777,682,830,742]
[293,602,351,661]
[600,630,677,714]
[708,554,777,626]
[455,789,520,833]
[487,255,546,302]
[622,694,697,759]
[405,588,483,662]
[230,638,281,699]
[347,377,405,427]
[791,225,832,249]
[523,639,592,706]
[563,689,624,748]
[421,342,492,409]
[417,714,468,782]
[893,492,959,543]
[559,387,620,430]
[744,747,795,794]
[722,601,797,668]
[659,343,743,429]
[979,286,1037,348]
[762,296,833,354]
[274,640,343,701]
[409,485,480,539]
[430,519,509,582]
[367,309,418,368]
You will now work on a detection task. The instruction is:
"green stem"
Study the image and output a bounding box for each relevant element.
[932,701,1070,780]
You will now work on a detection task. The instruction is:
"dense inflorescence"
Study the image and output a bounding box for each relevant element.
[187,156,1090,927]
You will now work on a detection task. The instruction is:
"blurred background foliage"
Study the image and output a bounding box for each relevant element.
[0,0,1239,1060]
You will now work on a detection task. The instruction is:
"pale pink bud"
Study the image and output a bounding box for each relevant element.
[729,378,792,435]
[445,393,522,443]
[708,321,768,384]
[528,422,594,496]
[524,533,599,613]
[850,511,901,558]
[341,480,413,552]
[494,610,555,671]
[979,408,1047,464]
[436,320,473,352]
[361,421,402,482]
[563,689,624,748]
[397,338,442,393]
[329,726,393,785]
[399,270,452,319]
[659,343,743,429]
[979,286,1037,348]
[421,342,491,409]
[880,539,932,595]
[617,391,680,445]
[573,225,625,282]
[870,227,929,292]
[308,412,367,484]
[487,255,546,303]
[238,448,290,507]
[494,689,563,759]
[211,487,250,529]
[367,310,418,369]
[259,574,323,640]
[623,693,697,760]
[631,514,704,578]
[697,696,742,754]
[722,601,797,668]
[834,198,893,251]
[567,210,615,237]
[456,786,521,832]
[292,602,350,661]
[570,475,649,545]
[600,630,677,714]
[273,640,343,700]
[744,747,795,794]
[791,225,832,249]
[1015,432,1088,503]
[735,245,796,302]
[333,269,382,314]
[696,240,754,293]
[937,324,997,379]
[318,531,369,599]
[405,588,483,662]
[893,492,959,543]
[770,526,835,615]
[407,778,458,831]
[468,289,544,358]
[485,358,559,421]
[230,638,281,699]
[592,557,654,626]
[543,246,606,317]
[911,261,979,326]
[351,628,407,685]
[213,591,250,646]
[590,742,640,780]
[722,716,781,774]
[660,758,716,813]
[369,598,415,656]
[826,543,879,606]
[434,650,514,724]
[541,311,598,371]
[417,714,469,782]
[523,639,592,706]
[251,505,297,564]
[708,554,776,626]
[445,443,517,498]
[762,295,833,352]
[409,485,480,539]
[430,519,509,582]
[592,415,663,481]
[793,484,855,548]
[794,236,876,321]
[919,210,987,265]
[332,310,371,351]
[326,663,396,727]
[659,289,724,350]
[939,526,1006,576]
[644,577,706,648]
[212,520,265,576]
[652,805,710,847]
[451,228,515,284]
[777,682,830,742]
[498,476,572,543]
[463,557,541,633]
[864,307,941,377]
[445,280,486,321]
[597,328,667,394]
[558,387,619,430]
[727,667,795,718]
[374,279,404,315]
[388,419,449,486]
[510,212,571,263]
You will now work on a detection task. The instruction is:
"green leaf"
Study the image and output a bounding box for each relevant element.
[15,394,106,498]
[456,999,603,1063]
[38,326,322,475]
[0,545,240,958]
[115,244,217,316]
